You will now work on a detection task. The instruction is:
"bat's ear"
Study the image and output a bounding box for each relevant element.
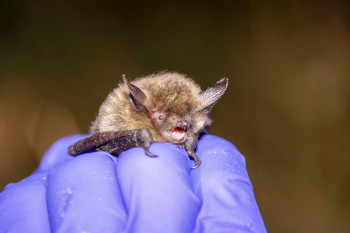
[122,75,149,112]
[198,77,228,113]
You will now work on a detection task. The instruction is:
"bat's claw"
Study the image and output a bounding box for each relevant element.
[144,147,157,157]
[135,128,156,157]
[186,149,201,169]
[190,157,201,169]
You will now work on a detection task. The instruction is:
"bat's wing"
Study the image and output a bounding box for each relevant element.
[68,128,155,157]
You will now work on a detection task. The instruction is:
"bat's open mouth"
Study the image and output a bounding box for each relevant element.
[172,126,188,134]
[164,126,188,144]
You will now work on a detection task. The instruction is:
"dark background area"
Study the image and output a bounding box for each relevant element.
[1,1,349,232]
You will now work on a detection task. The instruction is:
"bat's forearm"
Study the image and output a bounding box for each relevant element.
[68,128,202,169]
[68,128,154,157]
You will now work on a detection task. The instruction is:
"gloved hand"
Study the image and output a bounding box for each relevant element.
[0,134,267,233]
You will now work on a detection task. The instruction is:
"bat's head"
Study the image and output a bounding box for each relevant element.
[122,73,228,144]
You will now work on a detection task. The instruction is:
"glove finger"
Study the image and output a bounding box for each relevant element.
[38,134,90,171]
[0,172,50,233]
[191,134,267,233]
[46,152,127,233]
[116,143,201,233]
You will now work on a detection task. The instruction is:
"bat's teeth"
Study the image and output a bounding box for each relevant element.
[165,128,187,143]
[173,126,188,133]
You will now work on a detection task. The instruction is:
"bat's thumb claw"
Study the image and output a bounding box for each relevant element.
[144,148,157,157]
[186,149,201,169]
[190,159,201,169]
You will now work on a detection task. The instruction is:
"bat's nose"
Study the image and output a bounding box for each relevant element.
[177,121,189,128]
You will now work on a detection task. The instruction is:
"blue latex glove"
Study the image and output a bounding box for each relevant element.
[0,134,267,233]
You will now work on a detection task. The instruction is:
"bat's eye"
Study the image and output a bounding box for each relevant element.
[151,110,166,122]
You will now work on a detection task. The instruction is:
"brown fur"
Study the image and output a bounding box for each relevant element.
[90,72,208,142]
[90,71,228,150]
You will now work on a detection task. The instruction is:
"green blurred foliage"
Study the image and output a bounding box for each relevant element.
[0,1,349,232]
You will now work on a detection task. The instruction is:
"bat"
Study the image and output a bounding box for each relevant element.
[68,71,228,169]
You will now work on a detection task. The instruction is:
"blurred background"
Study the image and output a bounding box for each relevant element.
[0,0,349,232]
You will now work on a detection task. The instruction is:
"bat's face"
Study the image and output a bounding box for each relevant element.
[150,109,191,144]
[121,74,228,144]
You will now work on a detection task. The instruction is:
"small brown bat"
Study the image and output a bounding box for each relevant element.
[68,71,228,168]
